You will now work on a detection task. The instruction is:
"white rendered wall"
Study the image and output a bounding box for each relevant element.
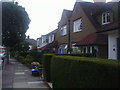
[108,32,118,60]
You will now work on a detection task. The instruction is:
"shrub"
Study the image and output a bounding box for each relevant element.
[25,55,34,64]
[29,50,44,64]
[56,53,93,57]
[42,54,54,82]
[18,56,24,61]
[51,56,119,88]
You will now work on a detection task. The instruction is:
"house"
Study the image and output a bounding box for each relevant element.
[97,1,120,60]
[37,29,58,52]
[25,36,37,50]
[37,0,119,59]
[37,35,48,49]
[56,1,108,58]
[56,9,72,53]
[71,1,109,58]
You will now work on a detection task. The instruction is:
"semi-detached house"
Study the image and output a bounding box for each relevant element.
[37,29,58,52]
[97,2,120,60]
[37,0,120,59]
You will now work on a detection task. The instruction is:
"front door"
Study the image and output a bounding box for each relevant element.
[108,34,118,60]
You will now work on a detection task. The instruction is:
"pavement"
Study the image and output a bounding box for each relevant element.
[2,58,50,89]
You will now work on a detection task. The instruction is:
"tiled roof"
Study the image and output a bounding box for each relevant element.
[40,41,58,50]
[77,2,119,29]
[64,9,73,19]
[75,33,108,46]
[94,2,118,15]
[76,2,102,28]
[46,29,57,36]
[59,9,72,23]
[25,39,37,46]
[98,21,120,33]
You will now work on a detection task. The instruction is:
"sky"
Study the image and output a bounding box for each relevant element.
[15,0,112,40]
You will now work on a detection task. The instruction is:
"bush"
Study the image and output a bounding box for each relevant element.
[42,54,54,82]
[18,56,24,61]
[51,56,119,88]
[25,55,34,64]
[29,49,44,64]
[56,53,93,57]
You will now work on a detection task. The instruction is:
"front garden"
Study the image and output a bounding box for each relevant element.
[14,51,119,88]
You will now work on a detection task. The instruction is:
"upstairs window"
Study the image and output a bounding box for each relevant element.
[42,36,47,43]
[73,18,82,32]
[49,34,54,43]
[61,25,67,36]
[102,12,110,25]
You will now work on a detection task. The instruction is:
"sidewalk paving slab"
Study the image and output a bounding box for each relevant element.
[2,58,49,89]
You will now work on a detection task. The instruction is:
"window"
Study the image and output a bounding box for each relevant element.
[42,36,47,43]
[52,35,54,42]
[72,44,80,52]
[73,18,82,32]
[49,34,54,43]
[102,12,110,25]
[59,44,68,53]
[61,25,67,36]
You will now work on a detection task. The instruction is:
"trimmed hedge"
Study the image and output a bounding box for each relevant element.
[51,56,119,88]
[42,54,54,82]
[56,53,94,57]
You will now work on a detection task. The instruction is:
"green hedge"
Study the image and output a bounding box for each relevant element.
[51,56,119,88]
[56,53,94,57]
[43,54,54,82]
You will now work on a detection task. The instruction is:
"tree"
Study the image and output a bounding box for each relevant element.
[10,41,30,57]
[2,2,30,63]
[2,2,30,48]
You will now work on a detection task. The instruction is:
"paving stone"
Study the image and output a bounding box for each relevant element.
[13,82,28,88]
[2,58,49,89]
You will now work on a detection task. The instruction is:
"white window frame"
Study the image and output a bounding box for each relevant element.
[61,25,67,36]
[52,34,54,42]
[90,46,93,53]
[102,12,110,25]
[72,43,80,52]
[42,36,47,44]
[49,34,54,43]
[73,18,82,32]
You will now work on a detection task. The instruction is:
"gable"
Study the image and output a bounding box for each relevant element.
[59,10,70,26]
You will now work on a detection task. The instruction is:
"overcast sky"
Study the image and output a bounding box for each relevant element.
[15,0,112,40]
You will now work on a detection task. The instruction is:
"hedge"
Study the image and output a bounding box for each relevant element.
[51,56,119,88]
[42,54,54,82]
[56,53,94,57]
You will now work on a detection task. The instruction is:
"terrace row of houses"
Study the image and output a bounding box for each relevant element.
[37,0,120,60]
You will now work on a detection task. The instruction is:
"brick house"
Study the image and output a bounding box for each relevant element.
[97,2,120,60]
[56,9,72,53]
[56,1,108,58]
[37,0,119,59]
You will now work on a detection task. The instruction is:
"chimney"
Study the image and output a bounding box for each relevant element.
[93,0,106,6]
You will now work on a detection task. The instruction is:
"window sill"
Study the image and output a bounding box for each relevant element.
[102,22,110,25]
[73,30,82,33]
[61,34,67,36]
